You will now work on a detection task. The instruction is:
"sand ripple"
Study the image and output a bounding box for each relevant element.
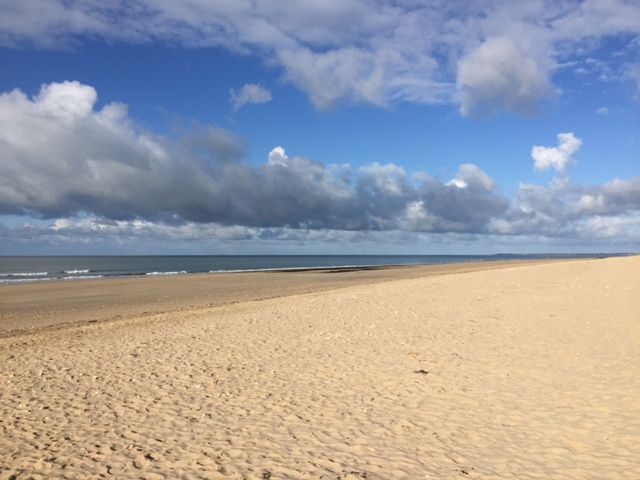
[1,257,639,479]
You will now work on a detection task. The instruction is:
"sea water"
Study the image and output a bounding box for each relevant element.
[0,254,622,284]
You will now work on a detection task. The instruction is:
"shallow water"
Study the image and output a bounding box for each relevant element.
[0,253,620,284]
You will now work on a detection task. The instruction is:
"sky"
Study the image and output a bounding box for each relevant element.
[0,0,639,255]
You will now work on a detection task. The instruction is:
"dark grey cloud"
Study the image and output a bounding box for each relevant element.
[1,81,639,246]
[0,81,507,234]
[413,165,508,232]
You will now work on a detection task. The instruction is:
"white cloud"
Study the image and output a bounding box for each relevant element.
[457,37,554,116]
[267,146,288,166]
[577,193,606,213]
[402,201,437,231]
[230,83,272,112]
[278,46,388,108]
[358,163,408,196]
[35,81,98,120]
[596,106,609,115]
[531,132,583,172]
[1,1,639,114]
[450,164,496,191]
[0,81,639,247]
[580,214,640,240]
[0,81,509,234]
[491,174,640,239]
[550,0,640,40]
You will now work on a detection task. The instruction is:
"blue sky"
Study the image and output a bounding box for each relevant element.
[0,1,639,254]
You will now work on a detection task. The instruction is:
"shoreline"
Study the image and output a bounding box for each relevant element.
[0,258,570,336]
[1,253,626,286]
[0,264,402,286]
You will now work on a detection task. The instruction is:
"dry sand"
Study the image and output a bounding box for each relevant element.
[0,256,638,479]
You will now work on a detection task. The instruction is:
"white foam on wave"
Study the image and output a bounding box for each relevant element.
[0,277,52,284]
[0,271,49,277]
[145,271,187,276]
[64,269,90,274]
[0,274,103,285]
[62,275,103,280]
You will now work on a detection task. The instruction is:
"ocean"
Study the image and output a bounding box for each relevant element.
[0,254,621,285]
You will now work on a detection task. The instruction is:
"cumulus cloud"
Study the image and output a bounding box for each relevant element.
[411,165,508,233]
[1,81,638,247]
[278,46,390,108]
[1,1,639,114]
[576,178,640,216]
[35,80,98,119]
[230,83,272,112]
[489,175,640,238]
[531,132,582,172]
[0,81,508,234]
[448,164,496,190]
[457,37,554,116]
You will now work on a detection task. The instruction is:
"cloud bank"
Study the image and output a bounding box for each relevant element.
[0,81,639,248]
[0,81,506,233]
[1,1,639,115]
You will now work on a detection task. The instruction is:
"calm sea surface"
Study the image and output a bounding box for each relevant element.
[0,254,622,284]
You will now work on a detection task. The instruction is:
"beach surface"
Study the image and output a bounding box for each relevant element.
[0,260,549,335]
[1,256,638,479]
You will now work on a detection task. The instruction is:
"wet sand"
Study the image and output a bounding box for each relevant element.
[0,256,638,479]
[1,260,551,335]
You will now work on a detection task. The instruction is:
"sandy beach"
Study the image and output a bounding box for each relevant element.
[0,256,638,479]
[0,260,550,335]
